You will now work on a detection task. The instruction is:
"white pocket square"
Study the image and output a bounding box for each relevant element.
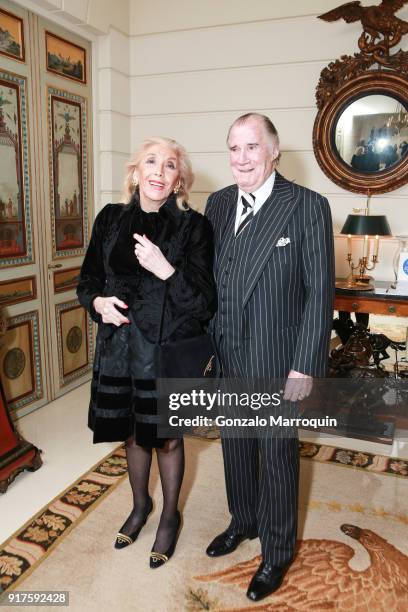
[276,237,291,247]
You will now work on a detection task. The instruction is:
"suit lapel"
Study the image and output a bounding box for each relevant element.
[242,172,300,307]
[215,185,237,270]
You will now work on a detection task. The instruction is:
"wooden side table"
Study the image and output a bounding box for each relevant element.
[335,280,408,320]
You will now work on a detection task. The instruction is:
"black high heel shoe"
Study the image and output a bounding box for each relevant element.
[149,510,182,568]
[114,496,153,549]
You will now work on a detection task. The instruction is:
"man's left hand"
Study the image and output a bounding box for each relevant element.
[134,233,175,280]
[283,370,313,402]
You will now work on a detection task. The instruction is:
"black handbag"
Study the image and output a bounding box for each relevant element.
[155,286,217,379]
[156,333,217,378]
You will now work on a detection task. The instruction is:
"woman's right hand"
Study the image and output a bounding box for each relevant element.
[93,296,130,326]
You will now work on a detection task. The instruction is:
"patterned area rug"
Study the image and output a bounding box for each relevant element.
[0,448,129,593]
[0,437,407,611]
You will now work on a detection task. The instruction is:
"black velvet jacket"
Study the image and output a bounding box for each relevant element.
[77,193,216,342]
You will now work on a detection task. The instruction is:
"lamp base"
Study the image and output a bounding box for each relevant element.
[335,277,374,291]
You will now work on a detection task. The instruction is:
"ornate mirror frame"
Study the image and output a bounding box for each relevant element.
[313,1,408,195]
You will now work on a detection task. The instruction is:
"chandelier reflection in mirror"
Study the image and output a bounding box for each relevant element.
[334,94,408,174]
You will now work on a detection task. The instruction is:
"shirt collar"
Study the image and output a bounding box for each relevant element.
[238,171,276,209]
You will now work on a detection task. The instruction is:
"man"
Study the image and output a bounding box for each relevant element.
[205,113,334,602]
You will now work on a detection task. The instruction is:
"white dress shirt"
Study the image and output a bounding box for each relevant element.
[234,171,276,235]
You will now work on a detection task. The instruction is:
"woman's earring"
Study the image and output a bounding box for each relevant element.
[132,175,138,187]
[173,182,181,195]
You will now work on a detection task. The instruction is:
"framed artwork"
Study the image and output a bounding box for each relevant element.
[55,300,92,385]
[53,267,81,293]
[0,311,42,411]
[0,8,25,63]
[0,71,33,267]
[0,275,36,306]
[45,31,86,84]
[48,87,89,257]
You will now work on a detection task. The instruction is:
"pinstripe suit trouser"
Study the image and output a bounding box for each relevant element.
[218,338,300,567]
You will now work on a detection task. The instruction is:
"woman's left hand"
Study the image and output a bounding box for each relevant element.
[133,233,175,280]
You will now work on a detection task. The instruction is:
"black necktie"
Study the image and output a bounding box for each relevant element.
[236,194,255,237]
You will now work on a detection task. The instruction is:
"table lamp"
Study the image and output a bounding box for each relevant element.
[337,213,392,291]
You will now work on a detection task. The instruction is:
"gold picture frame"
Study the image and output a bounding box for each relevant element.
[45,31,86,84]
[0,8,25,63]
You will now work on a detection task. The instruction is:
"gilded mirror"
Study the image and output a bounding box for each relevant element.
[313,1,408,195]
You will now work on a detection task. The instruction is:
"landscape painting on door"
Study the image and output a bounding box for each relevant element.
[45,32,85,84]
[0,8,25,62]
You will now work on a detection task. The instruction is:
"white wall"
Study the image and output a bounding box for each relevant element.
[129,0,408,282]
[97,26,131,206]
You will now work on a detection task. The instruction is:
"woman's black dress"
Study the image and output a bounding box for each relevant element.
[77,192,216,447]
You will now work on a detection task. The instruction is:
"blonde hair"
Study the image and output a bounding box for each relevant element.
[122,137,194,209]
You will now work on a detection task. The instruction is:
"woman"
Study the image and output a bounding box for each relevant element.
[77,137,216,567]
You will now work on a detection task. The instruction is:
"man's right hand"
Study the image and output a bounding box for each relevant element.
[93,296,130,326]
[283,370,313,403]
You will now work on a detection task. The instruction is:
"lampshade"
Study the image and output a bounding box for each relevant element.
[340,215,392,236]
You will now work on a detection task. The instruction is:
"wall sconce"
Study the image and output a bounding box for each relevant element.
[337,212,392,291]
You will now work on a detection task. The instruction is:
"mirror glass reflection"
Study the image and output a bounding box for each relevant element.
[334,94,408,173]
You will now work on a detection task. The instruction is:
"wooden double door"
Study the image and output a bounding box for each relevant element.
[0,0,94,418]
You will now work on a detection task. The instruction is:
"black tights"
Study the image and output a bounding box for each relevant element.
[121,436,184,553]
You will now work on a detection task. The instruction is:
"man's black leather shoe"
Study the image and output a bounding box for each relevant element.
[246,561,288,601]
[206,529,257,557]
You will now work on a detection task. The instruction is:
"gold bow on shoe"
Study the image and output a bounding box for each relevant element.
[150,551,169,563]
[116,533,134,546]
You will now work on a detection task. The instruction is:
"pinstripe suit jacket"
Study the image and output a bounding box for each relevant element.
[205,172,335,379]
